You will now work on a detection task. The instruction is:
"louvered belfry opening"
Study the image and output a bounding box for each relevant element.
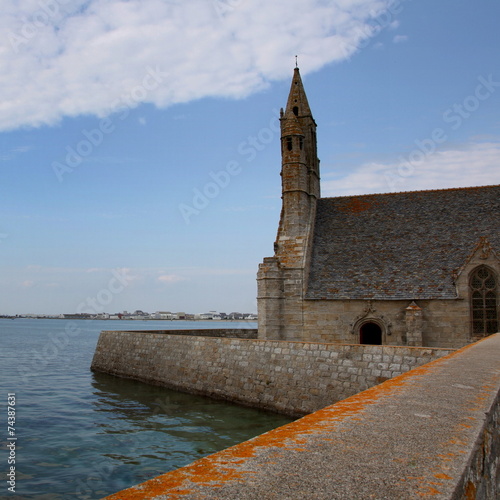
[470,266,499,336]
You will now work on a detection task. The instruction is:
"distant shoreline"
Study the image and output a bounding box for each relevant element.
[1,316,256,321]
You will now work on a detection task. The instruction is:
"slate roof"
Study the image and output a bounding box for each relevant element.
[306,185,500,300]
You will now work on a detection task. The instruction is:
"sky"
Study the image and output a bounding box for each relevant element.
[1,0,499,316]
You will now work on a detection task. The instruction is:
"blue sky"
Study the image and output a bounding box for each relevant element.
[1,0,499,315]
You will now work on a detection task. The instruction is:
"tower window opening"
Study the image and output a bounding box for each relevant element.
[287,137,293,151]
[293,106,299,116]
[299,137,303,150]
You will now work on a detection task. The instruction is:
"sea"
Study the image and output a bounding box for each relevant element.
[0,318,293,500]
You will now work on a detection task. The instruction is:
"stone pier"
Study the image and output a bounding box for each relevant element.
[100,333,500,499]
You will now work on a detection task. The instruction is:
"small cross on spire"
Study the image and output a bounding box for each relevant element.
[295,55,298,68]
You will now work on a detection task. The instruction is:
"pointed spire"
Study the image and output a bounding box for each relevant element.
[284,67,312,120]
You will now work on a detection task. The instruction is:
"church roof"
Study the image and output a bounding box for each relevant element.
[306,185,500,300]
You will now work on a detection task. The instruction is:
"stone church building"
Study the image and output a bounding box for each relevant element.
[257,67,500,348]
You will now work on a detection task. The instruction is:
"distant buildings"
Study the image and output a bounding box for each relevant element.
[9,310,257,321]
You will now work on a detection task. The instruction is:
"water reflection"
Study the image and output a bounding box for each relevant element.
[90,372,293,471]
[1,320,289,499]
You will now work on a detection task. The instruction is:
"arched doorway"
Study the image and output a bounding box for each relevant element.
[360,322,382,345]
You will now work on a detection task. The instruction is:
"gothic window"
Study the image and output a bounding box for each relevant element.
[287,137,293,151]
[299,137,303,150]
[293,106,299,116]
[470,266,498,336]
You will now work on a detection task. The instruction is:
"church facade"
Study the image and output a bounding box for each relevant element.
[257,68,500,348]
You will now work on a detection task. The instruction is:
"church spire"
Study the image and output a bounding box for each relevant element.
[280,66,320,204]
[283,66,313,121]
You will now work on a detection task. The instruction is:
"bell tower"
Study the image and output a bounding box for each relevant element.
[257,67,320,340]
[277,66,320,263]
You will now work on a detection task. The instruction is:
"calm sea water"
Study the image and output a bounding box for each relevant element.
[0,319,292,500]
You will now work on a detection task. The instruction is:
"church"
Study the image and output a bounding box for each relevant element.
[257,67,500,348]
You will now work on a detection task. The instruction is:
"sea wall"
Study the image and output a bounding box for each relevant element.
[91,330,454,416]
[102,333,500,500]
[123,328,258,339]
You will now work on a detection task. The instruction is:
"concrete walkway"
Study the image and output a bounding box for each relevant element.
[103,334,500,500]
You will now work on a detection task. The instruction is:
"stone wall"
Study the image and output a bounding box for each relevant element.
[102,334,500,500]
[123,328,258,339]
[298,298,474,348]
[91,330,454,416]
[453,388,500,499]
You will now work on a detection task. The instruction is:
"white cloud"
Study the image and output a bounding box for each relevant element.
[12,145,32,153]
[0,0,396,131]
[322,141,500,197]
[393,34,408,43]
[0,144,32,161]
[157,274,185,284]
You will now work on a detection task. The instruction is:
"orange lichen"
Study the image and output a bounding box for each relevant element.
[434,473,453,480]
[338,197,375,214]
[417,485,442,496]
[464,480,476,499]
[424,346,500,496]
[104,336,499,500]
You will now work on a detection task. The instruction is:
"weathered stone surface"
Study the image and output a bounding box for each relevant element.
[102,334,500,500]
[91,330,454,417]
[129,328,257,338]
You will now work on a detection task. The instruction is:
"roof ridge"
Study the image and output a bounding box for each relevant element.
[321,184,500,201]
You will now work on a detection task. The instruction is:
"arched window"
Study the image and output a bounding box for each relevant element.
[470,266,498,336]
[286,137,293,151]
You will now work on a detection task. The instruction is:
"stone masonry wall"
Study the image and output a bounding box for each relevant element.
[91,331,454,416]
[453,387,500,499]
[124,328,258,339]
[103,334,500,500]
[300,299,473,348]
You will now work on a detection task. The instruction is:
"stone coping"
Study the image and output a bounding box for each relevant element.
[99,330,455,349]
[101,328,258,337]
[102,334,500,499]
